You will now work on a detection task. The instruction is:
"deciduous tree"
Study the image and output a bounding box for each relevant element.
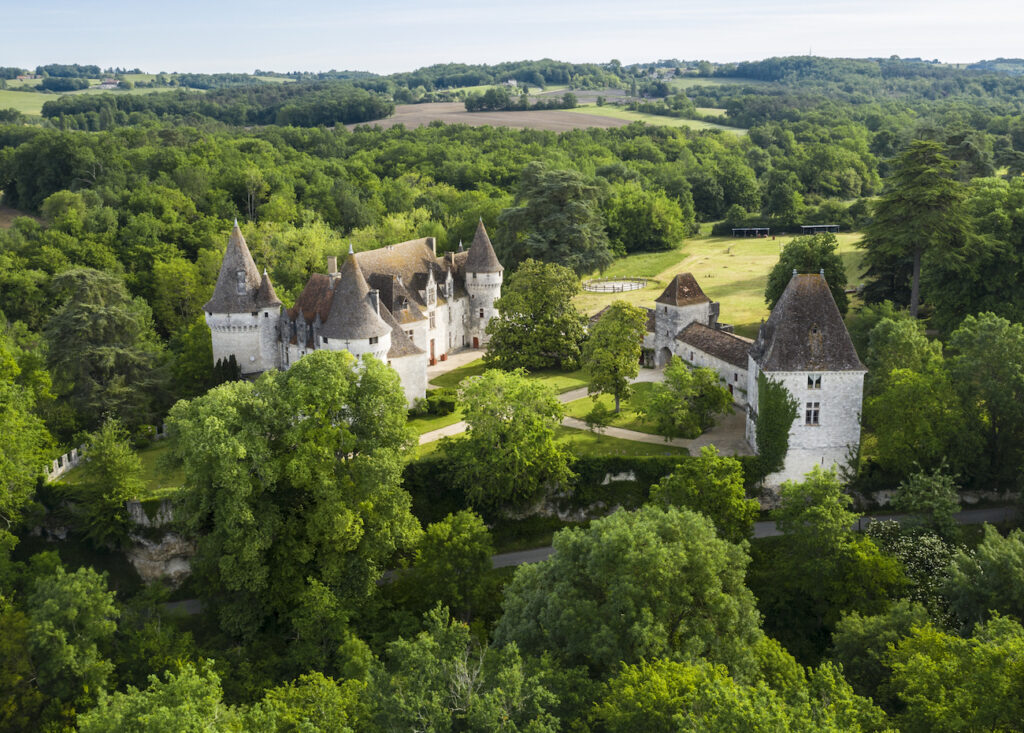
[640,357,733,440]
[582,301,647,412]
[443,369,573,509]
[764,233,848,314]
[484,260,586,371]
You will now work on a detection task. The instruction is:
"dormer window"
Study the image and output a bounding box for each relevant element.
[808,375,822,389]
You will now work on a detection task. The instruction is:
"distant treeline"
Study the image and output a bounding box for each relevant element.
[464,87,578,112]
[39,81,394,128]
[36,63,102,78]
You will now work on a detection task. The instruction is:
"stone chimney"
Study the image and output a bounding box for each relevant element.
[427,237,436,256]
[327,256,338,274]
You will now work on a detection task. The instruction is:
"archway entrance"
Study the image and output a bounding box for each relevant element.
[473,336,479,348]
[658,347,672,367]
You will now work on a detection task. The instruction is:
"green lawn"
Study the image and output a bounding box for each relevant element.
[576,232,866,338]
[569,104,746,134]
[562,383,662,436]
[696,107,727,116]
[554,426,689,458]
[408,410,464,435]
[594,248,688,279]
[430,359,588,394]
[58,440,185,499]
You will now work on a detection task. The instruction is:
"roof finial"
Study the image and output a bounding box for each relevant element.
[820,267,825,276]
[233,217,239,228]
[348,241,354,255]
[458,239,464,252]
[263,267,268,276]
[792,268,798,278]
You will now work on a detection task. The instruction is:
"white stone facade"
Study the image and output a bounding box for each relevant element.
[206,306,281,375]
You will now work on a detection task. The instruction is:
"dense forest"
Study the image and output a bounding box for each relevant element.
[3,55,1024,731]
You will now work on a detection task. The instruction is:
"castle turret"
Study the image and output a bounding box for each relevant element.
[205,221,283,375]
[651,273,715,366]
[464,219,503,347]
[319,254,392,362]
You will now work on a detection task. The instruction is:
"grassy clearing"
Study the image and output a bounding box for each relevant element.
[568,104,746,134]
[408,410,464,435]
[594,248,687,279]
[670,77,768,89]
[554,426,689,458]
[59,440,184,499]
[575,232,866,338]
[696,106,727,116]
[562,383,662,436]
[0,85,194,116]
[430,359,588,394]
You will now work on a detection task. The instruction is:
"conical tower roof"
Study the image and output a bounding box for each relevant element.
[321,255,390,341]
[464,220,503,273]
[655,273,710,307]
[204,221,263,313]
[255,269,282,308]
[750,273,864,372]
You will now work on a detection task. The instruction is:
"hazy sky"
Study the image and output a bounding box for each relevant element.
[5,0,1021,74]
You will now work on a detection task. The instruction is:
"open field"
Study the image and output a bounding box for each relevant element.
[0,84,196,116]
[576,233,866,338]
[567,104,746,133]
[696,106,727,116]
[348,102,632,132]
[670,77,768,89]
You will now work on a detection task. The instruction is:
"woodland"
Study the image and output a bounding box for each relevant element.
[2,56,1024,731]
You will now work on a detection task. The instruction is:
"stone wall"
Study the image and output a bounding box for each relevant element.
[673,345,748,407]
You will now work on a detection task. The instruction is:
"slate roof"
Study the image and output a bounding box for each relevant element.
[255,270,282,309]
[464,220,503,273]
[354,239,442,310]
[676,322,752,368]
[655,273,711,307]
[288,273,335,324]
[381,306,424,358]
[321,256,390,341]
[204,222,266,313]
[750,273,865,372]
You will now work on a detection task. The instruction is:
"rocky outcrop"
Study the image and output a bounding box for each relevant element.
[126,499,176,527]
[127,532,194,587]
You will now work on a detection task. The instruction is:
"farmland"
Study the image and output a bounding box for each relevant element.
[576,232,866,337]
[349,101,632,131]
[565,103,746,133]
[0,84,198,117]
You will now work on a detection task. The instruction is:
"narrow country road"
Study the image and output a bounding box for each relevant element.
[162,505,1019,616]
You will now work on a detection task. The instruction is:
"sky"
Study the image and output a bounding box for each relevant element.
[4,0,1022,74]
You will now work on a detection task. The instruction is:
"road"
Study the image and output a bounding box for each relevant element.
[163,506,1018,616]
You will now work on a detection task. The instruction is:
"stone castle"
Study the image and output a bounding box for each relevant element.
[643,271,866,484]
[204,220,503,404]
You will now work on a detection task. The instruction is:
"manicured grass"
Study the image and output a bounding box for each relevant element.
[562,383,662,436]
[567,104,746,134]
[59,440,185,499]
[554,426,689,458]
[408,410,464,435]
[430,358,588,394]
[575,232,866,339]
[593,248,687,279]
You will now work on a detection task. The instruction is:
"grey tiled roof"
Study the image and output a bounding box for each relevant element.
[655,273,710,307]
[380,306,424,358]
[676,322,752,368]
[204,222,265,313]
[255,270,282,309]
[464,221,503,273]
[751,273,865,372]
[321,256,390,341]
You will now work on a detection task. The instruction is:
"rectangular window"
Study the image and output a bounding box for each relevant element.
[479,308,484,319]
[805,401,820,425]
[264,312,269,318]
[406,330,414,339]
[251,311,258,317]
[369,336,378,345]
[734,373,739,382]
[323,337,329,343]
[807,375,822,389]
[429,313,436,329]
[473,272,478,279]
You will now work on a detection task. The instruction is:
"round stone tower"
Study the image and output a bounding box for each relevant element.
[204,221,282,376]
[318,250,392,362]
[463,219,503,348]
